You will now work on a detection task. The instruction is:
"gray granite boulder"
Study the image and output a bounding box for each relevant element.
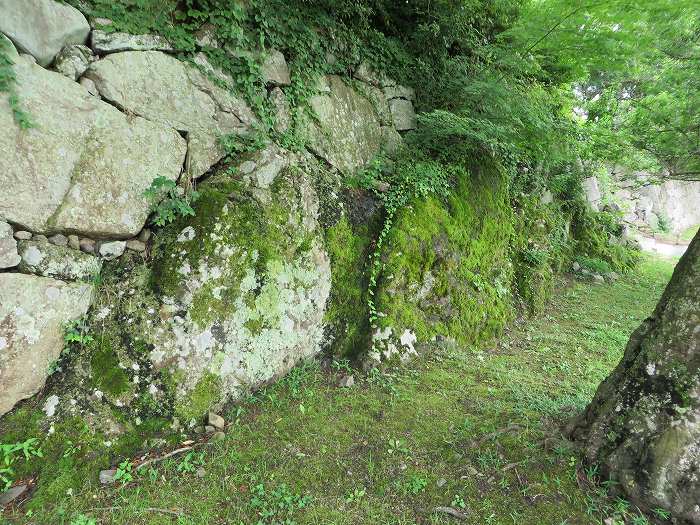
[0,273,93,416]
[52,44,93,80]
[0,0,89,66]
[18,239,101,281]
[90,30,174,54]
[85,51,256,178]
[0,55,186,238]
[0,220,20,269]
[261,49,291,87]
[302,75,383,175]
[389,98,417,131]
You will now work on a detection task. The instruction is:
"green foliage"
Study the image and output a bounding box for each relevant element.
[571,207,639,272]
[49,318,95,375]
[575,256,613,276]
[656,213,671,234]
[355,154,451,325]
[144,176,200,227]
[219,131,268,158]
[0,438,43,491]
[249,482,312,524]
[511,196,573,314]
[177,450,205,474]
[114,460,134,484]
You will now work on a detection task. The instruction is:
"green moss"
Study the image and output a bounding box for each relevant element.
[90,339,131,396]
[151,170,308,329]
[374,158,515,356]
[324,216,374,358]
[571,205,640,272]
[175,372,223,422]
[511,195,573,314]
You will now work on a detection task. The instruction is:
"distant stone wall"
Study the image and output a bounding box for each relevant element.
[612,176,700,234]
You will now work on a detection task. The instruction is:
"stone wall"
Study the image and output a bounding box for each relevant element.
[613,177,700,234]
[0,0,418,423]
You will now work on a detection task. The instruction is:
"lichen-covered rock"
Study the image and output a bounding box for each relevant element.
[18,239,101,281]
[302,75,383,175]
[79,155,331,424]
[0,273,93,416]
[0,220,20,269]
[570,230,700,523]
[0,0,89,66]
[52,44,93,80]
[86,51,256,177]
[269,87,291,134]
[0,56,186,237]
[90,30,174,54]
[149,162,330,417]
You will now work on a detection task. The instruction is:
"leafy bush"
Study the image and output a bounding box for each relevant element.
[575,256,613,275]
[144,176,200,227]
[1,438,43,491]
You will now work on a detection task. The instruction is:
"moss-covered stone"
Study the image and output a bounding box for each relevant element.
[370,158,514,363]
[323,215,374,358]
[145,153,331,415]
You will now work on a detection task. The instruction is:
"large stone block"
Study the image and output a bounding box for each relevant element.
[0,0,89,66]
[303,75,383,175]
[0,56,186,238]
[0,273,93,416]
[86,51,256,177]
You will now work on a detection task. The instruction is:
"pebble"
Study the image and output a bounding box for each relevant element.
[99,469,117,485]
[437,478,447,488]
[80,77,99,97]
[204,425,215,433]
[138,228,152,243]
[208,412,225,430]
[212,431,226,441]
[99,240,126,260]
[68,234,80,250]
[33,234,48,243]
[13,230,31,240]
[79,238,96,254]
[593,274,605,284]
[338,375,355,388]
[195,467,206,478]
[126,239,146,252]
[48,233,68,246]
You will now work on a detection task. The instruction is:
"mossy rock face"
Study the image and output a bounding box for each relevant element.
[370,158,515,363]
[146,152,331,421]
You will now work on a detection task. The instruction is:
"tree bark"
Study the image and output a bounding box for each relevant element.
[569,230,700,523]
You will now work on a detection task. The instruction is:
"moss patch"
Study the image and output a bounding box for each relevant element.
[373,158,515,359]
[175,372,223,423]
[324,215,374,358]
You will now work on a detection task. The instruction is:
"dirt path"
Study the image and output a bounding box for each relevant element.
[637,235,688,258]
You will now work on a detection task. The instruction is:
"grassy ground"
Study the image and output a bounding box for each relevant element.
[3,257,675,525]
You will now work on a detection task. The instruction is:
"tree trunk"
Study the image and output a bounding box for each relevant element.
[569,230,700,523]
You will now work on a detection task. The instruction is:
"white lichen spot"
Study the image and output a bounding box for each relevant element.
[95,306,111,320]
[43,395,60,417]
[178,261,191,276]
[177,226,196,242]
[646,362,656,376]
